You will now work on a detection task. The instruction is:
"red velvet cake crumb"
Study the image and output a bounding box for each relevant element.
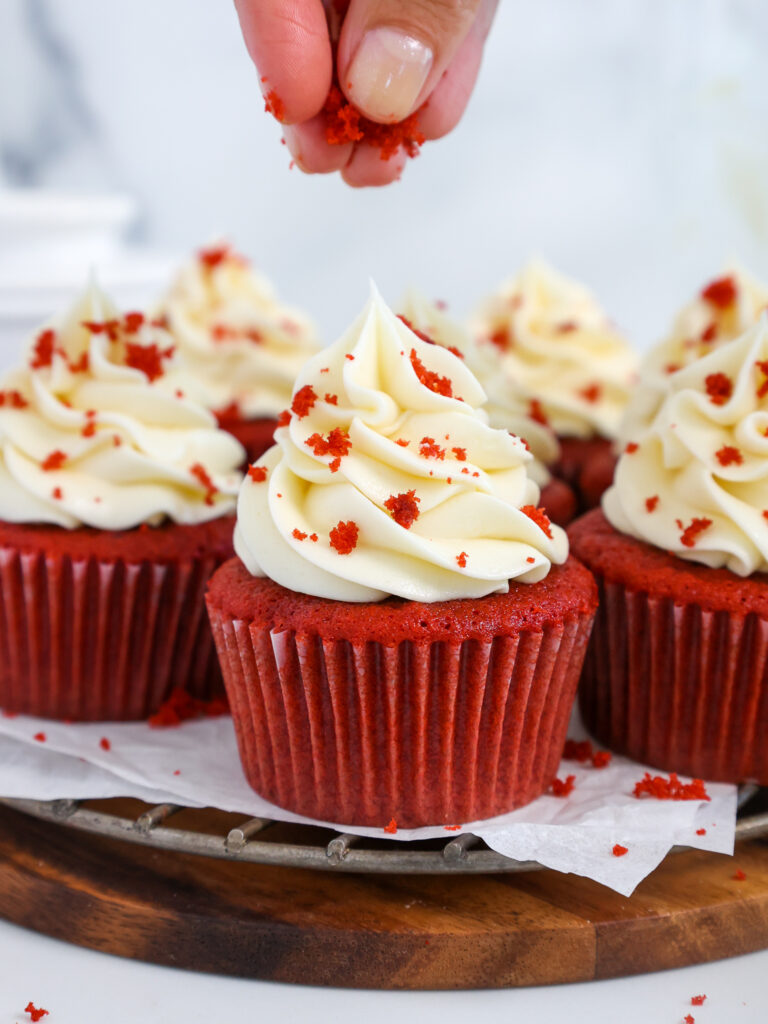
[691,995,707,1006]
[705,372,733,406]
[419,437,445,459]
[329,520,359,554]
[701,274,737,308]
[147,688,229,728]
[42,450,67,471]
[612,844,628,857]
[322,84,425,160]
[384,490,420,529]
[30,329,56,369]
[384,818,398,834]
[0,389,28,408]
[410,349,453,397]
[579,382,602,404]
[33,732,46,743]
[633,772,710,801]
[189,463,218,505]
[99,737,111,751]
[521,505,553,539]
[124,341,174,382]
[715,445,742,466]
[264,89,285,122]
[625,442,639,454]
[645,495,659,512]
[696,828,707,835]
[549,774,575,797]
[755,360,768,399]
[676,517,712,548]
[248,465,268,483]
[291,384,318,419]
[24,1002,48,1022]
[456,551,468,568]
[733,868,747,881]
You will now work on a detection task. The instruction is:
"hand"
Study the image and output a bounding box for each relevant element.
[235,0,499,188]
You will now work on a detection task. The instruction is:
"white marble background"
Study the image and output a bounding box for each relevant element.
[1,0,767,347]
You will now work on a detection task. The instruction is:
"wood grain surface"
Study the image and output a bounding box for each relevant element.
[0,802,766,989]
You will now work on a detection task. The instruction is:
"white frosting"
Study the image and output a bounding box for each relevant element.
[235,286,569,603]
[0,281,244,530]
[471,260,637,439]
[159,244,320,419]
[604,314,768,576]
[399,290,558,486]
[619,267,768,445]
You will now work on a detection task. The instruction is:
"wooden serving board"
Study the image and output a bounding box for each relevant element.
[0,801,767,989]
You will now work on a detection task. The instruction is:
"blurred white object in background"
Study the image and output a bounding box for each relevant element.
[0,188,172,367]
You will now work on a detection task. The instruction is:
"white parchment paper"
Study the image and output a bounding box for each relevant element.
[0,710,736,896]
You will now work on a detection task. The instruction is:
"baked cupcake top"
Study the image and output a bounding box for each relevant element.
[398,290,559,487]
[604,313,768,576]
[471,260,637,440]
[158,243,319,421]
[619,268,768,445]
[0,281,243,530]
[234,287,568,603]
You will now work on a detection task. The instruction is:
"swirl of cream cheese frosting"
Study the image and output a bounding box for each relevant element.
[234,286,569,603]
[618,267,768,446]
[0,280,244,530]
[470,260,637,440]
[399,289,559,487]
[158,243,320,421]
[604,313,768,576]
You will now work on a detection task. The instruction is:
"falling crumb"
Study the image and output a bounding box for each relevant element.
[612,844,628,857]
[684,1015,695,1024]
[24,1003,49,1022]
[691,995,707,1006]
[384,818,398,834]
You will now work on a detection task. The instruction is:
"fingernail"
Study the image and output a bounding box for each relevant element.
[346,27,433,124]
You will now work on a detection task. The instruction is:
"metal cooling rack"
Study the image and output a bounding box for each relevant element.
[2,786,767,874]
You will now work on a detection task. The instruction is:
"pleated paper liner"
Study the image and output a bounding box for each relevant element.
[0,519,235,721]
[207,563,597,828]
[579,575,768,784]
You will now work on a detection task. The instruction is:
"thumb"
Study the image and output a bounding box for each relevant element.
[337,0,483,124]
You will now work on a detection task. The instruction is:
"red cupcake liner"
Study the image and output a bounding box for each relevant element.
[579,574,768,783]
[207,602,594,827]
[0,542,228,721]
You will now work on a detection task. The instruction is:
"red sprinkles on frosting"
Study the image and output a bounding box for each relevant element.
[410,349,454,398]
[198,244,231,269]
[549,775,576,797]
[292,528,308,541]
[489,325,512,351]
[30,329,57,369]
[324,393,339,406]
[420,436,446,459]
[701,274,738,309]
[125,341,174,382]
[306,427,352,471]
[579,382,602,404]
[397,314,434,345]
[51,487,63,500]
[452,446,467,461]
[276,409,292,428]
[755,360,768,399]
[329,520,359,554]
[715,445,743,467]
[456,551,468,568]
[384,490,421,529]
[521,505,553,539]
[0,389,28,408]
[625,442,639,454]
[42,450,67,471]
[83,318,120,341]
[291,384,318,419]
[529,398,549,425]
[705,372,733,406]
[645,495,659,512]
[676,516,713,548]
[248,464,268,483]
[701,322,718,343]
[189,463,218,505]
[633,772,710,801]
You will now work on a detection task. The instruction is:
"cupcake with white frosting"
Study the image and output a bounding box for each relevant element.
[570,312,768,783]
[472,260,637,506]
[0,280,244,720]
[158,243,320,461]
[207,286,597,827]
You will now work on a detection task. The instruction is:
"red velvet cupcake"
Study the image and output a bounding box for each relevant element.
[0,281,243,720]
[159,243,320,463]
[570,317,768,782]
[207,288,597,827]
